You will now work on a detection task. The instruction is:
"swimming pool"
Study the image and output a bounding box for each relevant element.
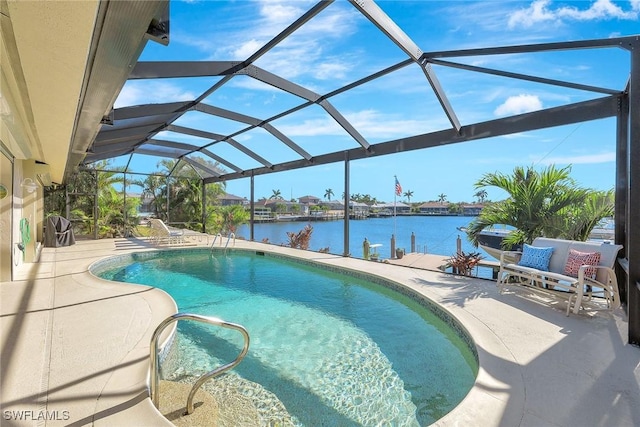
[95,248,478,426]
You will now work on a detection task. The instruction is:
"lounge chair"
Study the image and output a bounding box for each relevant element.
[148,219,185,245]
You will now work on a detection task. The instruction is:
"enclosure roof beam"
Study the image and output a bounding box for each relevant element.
[166,124,273,168]
[205,95,620,183]
[200,148,243,174]
[133,148,181,158]
[145,138,242,173]
[145,138,201,151]
[95,124,163,143]
[191,104,313,160]
[427,58,620,95]
[422,35,640,59]
[350,0,461,132]
[183,156,221,178]
[111,101,192,119]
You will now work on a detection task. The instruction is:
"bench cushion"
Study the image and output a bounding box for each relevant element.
[564,249,601,278]
[518,244,554,271]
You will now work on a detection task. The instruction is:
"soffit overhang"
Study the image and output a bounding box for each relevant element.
[0,0,168,184]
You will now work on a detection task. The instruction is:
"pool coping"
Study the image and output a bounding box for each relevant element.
[2,237,638,426]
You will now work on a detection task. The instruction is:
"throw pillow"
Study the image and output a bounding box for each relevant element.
[518,244,554,271]
[564,249,601,278]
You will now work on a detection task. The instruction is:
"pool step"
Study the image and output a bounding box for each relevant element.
[158,379,271,426]
[158,380,220,426]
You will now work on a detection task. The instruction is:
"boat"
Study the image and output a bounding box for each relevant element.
[276,214,302,222]
[589,218,615,241]
[456,227,521,262]
[475,228,522,262]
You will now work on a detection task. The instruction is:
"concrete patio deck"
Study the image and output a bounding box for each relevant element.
[1,238,639,426]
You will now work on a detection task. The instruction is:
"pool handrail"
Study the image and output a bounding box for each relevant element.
[149,312,250,415]
[209,233,222,250]
[223,232,235,251]
[210,232,235,253]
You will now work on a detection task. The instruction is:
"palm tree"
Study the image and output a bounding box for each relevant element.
[271,189,282,200]
[324,188,334,201]
[437,193,447,204]
[466,165,600,248]
[403,190,414,204]
[543,189,614,241]
[474,189,488,203]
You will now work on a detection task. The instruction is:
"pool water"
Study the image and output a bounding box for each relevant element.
[97,249,477,426]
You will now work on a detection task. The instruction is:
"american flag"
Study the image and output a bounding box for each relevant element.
[395,176,402,196]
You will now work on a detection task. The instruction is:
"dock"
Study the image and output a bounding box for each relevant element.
[385,252,501,279]
[385,252,449,271]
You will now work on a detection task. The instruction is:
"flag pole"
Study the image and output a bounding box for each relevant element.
[393,175,397,240]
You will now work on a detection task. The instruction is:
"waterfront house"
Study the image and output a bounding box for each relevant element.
[461,203,484,216]
[319,200,344,211]
[348,200,370,217]
[418,202,450,215]
[374,202,411,214]
[252,199,274,219]
[298,195,321,205]
[218,193,249,206]
[264,198,301,215]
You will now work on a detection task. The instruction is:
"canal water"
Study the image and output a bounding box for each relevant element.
[236,215,492,261]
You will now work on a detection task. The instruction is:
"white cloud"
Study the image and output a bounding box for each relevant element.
[277,117,343,137]
[346,110,432,139]
[537,152,616,165]
[258,1,303,25]
[233,39,264,59]
[115,82,196,108]
[508,0,639,29]
[494,94,543,116]
[276,109,437,139]
[178,0,360,84]
[557,0,638,20]
[313,61,351,80]
[508,0,559,28]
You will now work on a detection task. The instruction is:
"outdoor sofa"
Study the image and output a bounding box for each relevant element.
[497,237,623,315]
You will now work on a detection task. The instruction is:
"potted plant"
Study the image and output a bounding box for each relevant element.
[445,251,483,276]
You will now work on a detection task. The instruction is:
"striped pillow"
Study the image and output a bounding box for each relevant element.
[564,249,601,278]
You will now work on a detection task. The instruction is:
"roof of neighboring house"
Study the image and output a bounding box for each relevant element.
[264,199,296,206]
[418,202,451,208]
[374,202,410,208]
[218,193,247,201]
[298,195,321,203]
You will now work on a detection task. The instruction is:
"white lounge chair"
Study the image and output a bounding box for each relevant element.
[148,219,185,245]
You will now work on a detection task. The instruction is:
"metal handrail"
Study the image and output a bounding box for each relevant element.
[210,232,235,253]
[223,232,235,250]
[209,233,222,251]
[149,313,250,414]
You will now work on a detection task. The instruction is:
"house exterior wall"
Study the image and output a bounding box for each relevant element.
[0,150,12,281]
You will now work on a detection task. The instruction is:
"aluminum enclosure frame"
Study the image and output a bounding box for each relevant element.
[80,1,639,345]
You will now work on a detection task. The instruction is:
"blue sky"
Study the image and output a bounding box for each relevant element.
[113,0,639,203]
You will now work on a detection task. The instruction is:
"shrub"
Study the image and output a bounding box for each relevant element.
[286,224,313,250]
[446,251,483,276]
